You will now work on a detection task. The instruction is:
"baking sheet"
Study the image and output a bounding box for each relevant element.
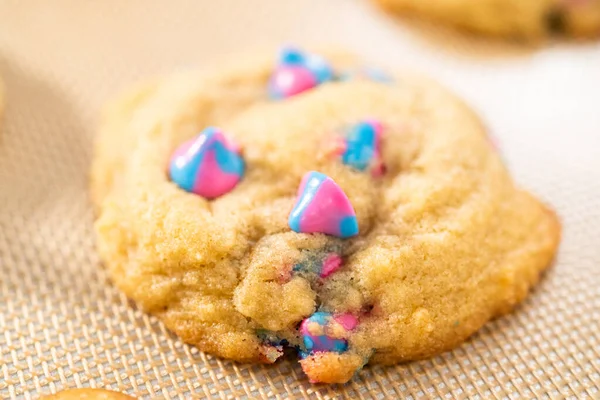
[0,1,599,398]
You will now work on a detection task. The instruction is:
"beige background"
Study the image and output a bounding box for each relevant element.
[1,1,599,399]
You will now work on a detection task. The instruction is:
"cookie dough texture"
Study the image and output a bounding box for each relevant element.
[91,51,560,383]
[42,389,136,400]
[374,0,600,40]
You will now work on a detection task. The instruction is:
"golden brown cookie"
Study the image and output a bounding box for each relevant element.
[373,0,600,40]
[91,48,560,383]
[42,388,135,400]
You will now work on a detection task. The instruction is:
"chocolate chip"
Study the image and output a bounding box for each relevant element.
[546,8,566,34]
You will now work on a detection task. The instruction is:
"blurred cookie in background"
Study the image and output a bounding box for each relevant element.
[373,0,600,40]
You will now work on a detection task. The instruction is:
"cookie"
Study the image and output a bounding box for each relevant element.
[91,47,560,383]
[0,76,5,120]
[42,389,135,400]
[373,0,600,40]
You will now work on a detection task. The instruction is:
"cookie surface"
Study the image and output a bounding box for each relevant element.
[91,49,560,383]
[0,76,4,120]
[374,0,600,40]
[42,389,135,400]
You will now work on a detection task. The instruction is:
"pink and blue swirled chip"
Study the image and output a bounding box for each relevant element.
[300,312,358,355]
[169,127,244,199]
[280,47,332,84]
[269,47,333,99]
[338,120,385,177]
[288,171,358,239]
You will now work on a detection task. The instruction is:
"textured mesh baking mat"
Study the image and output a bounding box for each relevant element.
[1,1,599,399]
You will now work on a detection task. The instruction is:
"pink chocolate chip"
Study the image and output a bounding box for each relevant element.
[320,253,343,278]
[334,313,358,331]
[270,65,317,98]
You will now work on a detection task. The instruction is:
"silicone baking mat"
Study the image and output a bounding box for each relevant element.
[1,1,599,398]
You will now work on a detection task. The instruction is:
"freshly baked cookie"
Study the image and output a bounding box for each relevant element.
[42,389,135,400]
[373,0,600,40]
[92,47,560,383]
